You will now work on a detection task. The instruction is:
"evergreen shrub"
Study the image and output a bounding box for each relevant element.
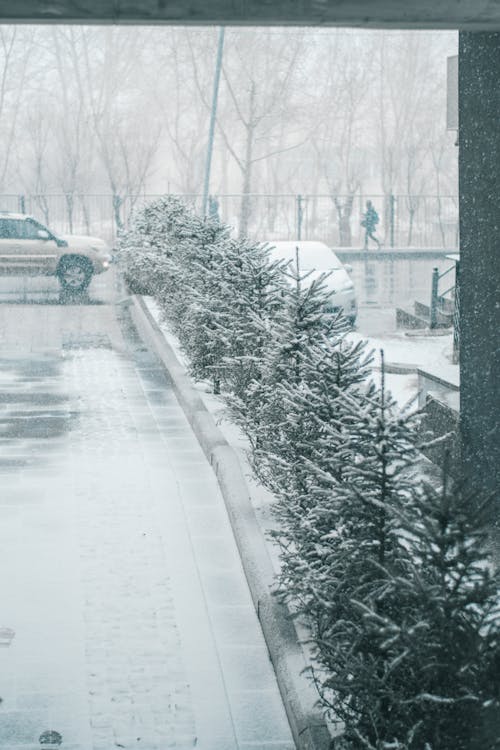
[118,196,500,750]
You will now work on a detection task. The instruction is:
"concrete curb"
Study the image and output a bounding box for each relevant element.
[129,295,332,750]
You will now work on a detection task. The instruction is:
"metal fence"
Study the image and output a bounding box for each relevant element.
[0,192,459,249]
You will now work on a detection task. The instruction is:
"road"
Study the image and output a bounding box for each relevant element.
[0,272,294,750]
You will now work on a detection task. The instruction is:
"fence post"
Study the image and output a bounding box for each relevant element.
[296,194,304,240]
[430,267,439,329]
[389,193,395,248]
[18,194,26,214]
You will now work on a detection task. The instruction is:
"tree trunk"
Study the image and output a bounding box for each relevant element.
[334,194,355,247]
[239,167,253,239]
[80,194,91,235]
[239,84,256,239]
[113,193,124,231]
[65,193,74,234]
[407,198,417,246]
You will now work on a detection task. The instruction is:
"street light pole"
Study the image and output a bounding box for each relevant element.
[202,26,225,217]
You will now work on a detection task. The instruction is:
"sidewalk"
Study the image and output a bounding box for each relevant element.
[0,293,294,749]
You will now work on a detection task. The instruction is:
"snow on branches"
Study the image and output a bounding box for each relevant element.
[118,196,500,750]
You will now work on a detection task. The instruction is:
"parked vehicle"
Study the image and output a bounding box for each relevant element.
[0,212,112,292]
[267,240,357,324]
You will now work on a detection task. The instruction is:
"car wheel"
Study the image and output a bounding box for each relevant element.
[58,258,92,292]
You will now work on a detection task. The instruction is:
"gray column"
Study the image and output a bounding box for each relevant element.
[458,33,500,516]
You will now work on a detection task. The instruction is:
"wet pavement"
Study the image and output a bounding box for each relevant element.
[0,272,294,750]
[341,253,454,308]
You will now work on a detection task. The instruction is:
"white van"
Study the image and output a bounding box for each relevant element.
[267,240,357,324]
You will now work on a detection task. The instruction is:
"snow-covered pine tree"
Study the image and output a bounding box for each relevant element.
[244,250,355,490]
[325,474,500,750]
[194,238,287,431]
[276,358,423,748]
[380,475,500,750]
[149,202,230,347]
[175,239,229,393]
[119,197,283,395]
[117,195,194,297]
[117,195,230,345]
[216,239,285,403]
[180,286,227,393]
[170,231,267,392]
[182,236,286,396]
[120,196,235,393]
[259,332,372,505]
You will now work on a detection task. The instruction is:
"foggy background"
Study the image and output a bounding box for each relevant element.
[0,26,457,244]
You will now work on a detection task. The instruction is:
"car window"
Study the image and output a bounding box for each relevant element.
[0,219,19,238]
[0,219,50,240]
[16,219,39,240]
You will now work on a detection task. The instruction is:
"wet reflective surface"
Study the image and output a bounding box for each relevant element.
[0,270,294,750]
[0,274,112,306]
[347,254,454,307]
[0,262,453,748]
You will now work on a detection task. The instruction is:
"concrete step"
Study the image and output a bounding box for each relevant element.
[396,307,428,330]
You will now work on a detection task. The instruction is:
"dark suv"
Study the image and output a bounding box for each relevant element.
[0,212,112,292]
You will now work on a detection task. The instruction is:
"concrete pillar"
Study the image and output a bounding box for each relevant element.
[458,33,500,517]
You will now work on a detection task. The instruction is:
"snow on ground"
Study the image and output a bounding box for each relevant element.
[145,299,459,573]
[145,299,283,570]
[349,324,458,408]
[350,328,457,380]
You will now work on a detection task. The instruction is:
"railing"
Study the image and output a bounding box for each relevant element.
[429,257,460,361]
[429,263,454,328]
[0,192,459,249]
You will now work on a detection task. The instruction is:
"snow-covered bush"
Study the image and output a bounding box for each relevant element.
[118,197,284,394]
[214,238,285,406]
[117,195,194,296]
[286,372,423,748]
[390,479,500,750]
[271,367,500,749]
[181,236,287,394]
[230,255,360,468]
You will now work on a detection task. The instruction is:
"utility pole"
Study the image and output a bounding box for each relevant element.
[202,27,225,217]
[297,194,304,239]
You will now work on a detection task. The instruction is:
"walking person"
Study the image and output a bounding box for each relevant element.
[361,200,381,249]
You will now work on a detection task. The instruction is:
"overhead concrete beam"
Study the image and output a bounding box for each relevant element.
[1,0,500,28]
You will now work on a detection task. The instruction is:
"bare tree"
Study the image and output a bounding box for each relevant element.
[375,31,457,245]
[0,28,35,194]
[188,28,306,236]
[152,29,213,195]
[80,27,162,229]
[21,102,52,223]
[0,25,457,247]
[308,31,375,246]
